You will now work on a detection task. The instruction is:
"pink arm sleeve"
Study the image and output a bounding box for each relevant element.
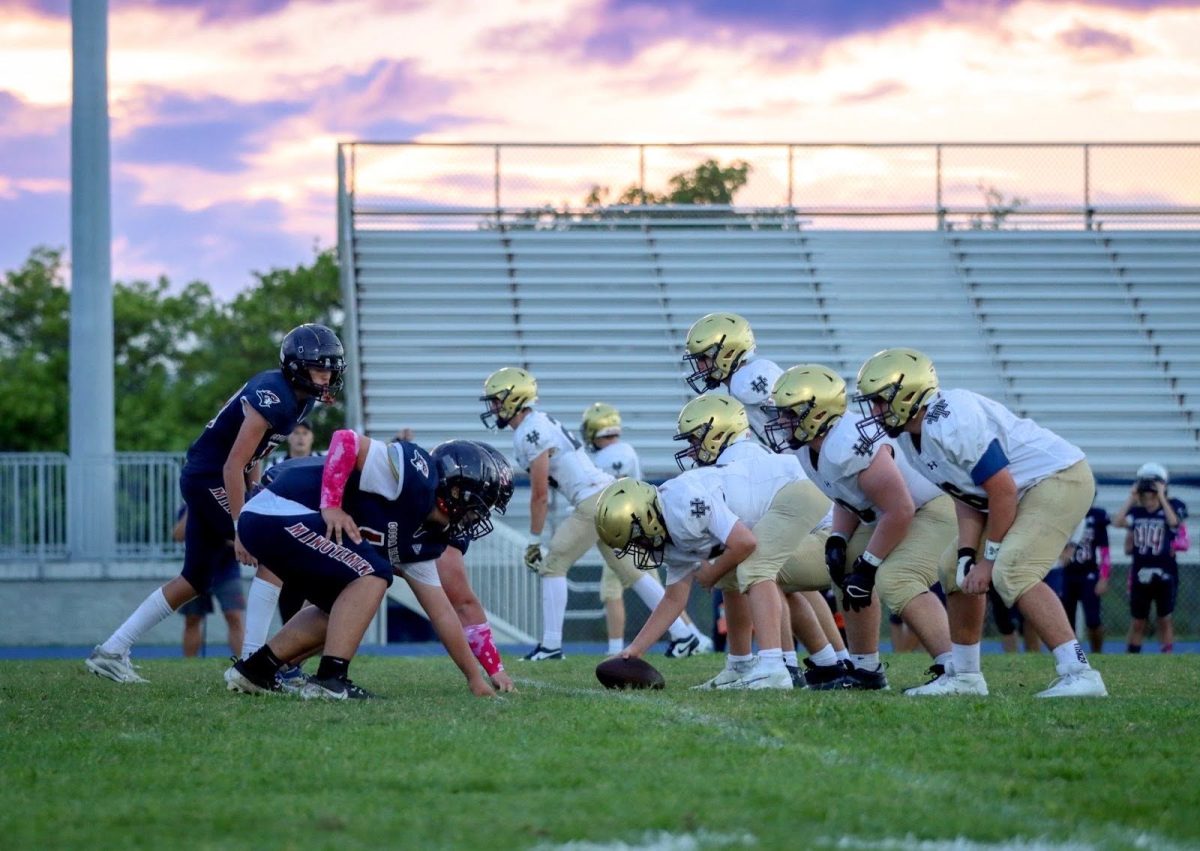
[465,622,504,676]
[1173,523,1190,553]
[320,429,360,509]
[1098,547,1111,580]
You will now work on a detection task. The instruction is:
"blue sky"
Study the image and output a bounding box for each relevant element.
[2,0,1198,296]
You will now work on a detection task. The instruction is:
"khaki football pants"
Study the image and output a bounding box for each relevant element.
[716,480,831,594]
[541,490,645,585]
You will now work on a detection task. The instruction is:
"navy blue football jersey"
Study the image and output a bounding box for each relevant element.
[1128,498,1187,571]
[185,370,315,477]
[264,444,463,567]
[1068,506,1110,575]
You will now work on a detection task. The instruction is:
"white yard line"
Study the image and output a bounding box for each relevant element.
[531,829,757,851]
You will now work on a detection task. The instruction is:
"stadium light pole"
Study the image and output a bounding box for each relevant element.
[68,0,117,560]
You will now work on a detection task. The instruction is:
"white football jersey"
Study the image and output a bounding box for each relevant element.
[728,354,783,447]
[658,451,806,584]
[896,389,1086,511]
[797,415,944,524]
[591,440,642,480]
[512,409,612,506]
[714,435,771,466]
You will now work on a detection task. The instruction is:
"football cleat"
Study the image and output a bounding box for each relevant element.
[786,664,804,688]
[694,633,715,654]
[842,661,890,691]
[223,661,283,696]
[802,658,851,691]
[276,664,310,695]
[521,644,564,661]
[1035,668,1107,698]
[730,664,794,690]
[903,666,988,696]
[86,646,148,684]
[664,635,701,659]
[692,656,758,690]
[300,675,376,701]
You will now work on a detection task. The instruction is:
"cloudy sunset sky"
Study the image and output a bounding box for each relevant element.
[2,0,1199,297]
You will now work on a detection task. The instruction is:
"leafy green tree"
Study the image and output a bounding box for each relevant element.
[0,246,345,452]
[586,158,752,207]
[0,248,70,451]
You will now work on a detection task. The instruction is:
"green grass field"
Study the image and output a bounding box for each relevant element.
[2,653,1198,851]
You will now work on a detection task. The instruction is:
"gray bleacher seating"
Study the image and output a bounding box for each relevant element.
[350,227,1199,478]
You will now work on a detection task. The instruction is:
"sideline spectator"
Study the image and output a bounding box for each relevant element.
[1114,463,1188,654]
[172,508,245,657]
[1060,500,1111,653]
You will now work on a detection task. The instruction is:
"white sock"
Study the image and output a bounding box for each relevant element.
[850,652,880,671]
[1052,640,1089,673]
[934,651,953,672]
[951,642,981,675]
[101,587,174,655]
[727,653,754,671]
[607,638,624,654]
[810,644,839,667]
[757,648,785,670]
[782,650,798,668]
[242,577,282,659]
[835,648,850,663]
[541,576,567,649]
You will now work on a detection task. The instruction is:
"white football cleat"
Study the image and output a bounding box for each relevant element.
[694,633,715,654]
[692,656,757,690]
[903,670,988,696]
[731,665,794,691]
[1036,668,1107,698]
[86,646,148,684]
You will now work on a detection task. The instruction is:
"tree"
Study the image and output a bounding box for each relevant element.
[969,182,1028,230]
[585,158,752,207]
[0,248,70,451]
[0,246,345,452]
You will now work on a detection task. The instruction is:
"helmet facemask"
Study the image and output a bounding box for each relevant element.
[683,342,726,394]
[478,390,511,429]
[673,418,723,470]
[763,400,812,452]
[616,513,669,570]
[437,485,494,541]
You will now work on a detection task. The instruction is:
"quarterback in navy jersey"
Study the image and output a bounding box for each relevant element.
[1114,463,1188,653]
[86,324,344,685]
[227,435,509,699]
[1061,504,1111,653]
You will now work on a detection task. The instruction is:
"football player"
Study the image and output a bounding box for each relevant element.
[594,441,835,690]
[86,324,343,684]
[1114,462,1188,654]
[1060,496,1110,654]
[226,437,507,699]
[665,395,837,689]
[854,348,1106,697]
[481,368,695,660]
[683,313,847,664]
[582,403,711,658]
[765,364,958,692]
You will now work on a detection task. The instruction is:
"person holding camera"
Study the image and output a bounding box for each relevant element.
[1114,462,1188,654]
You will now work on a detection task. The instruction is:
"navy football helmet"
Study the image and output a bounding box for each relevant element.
[430,440,512,540]
[280,324,345,403]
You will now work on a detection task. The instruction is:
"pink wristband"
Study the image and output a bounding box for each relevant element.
[1098,548,1111,580]
[320,430,360,509]
[465,622,503,676]
[1173,523,1190,553]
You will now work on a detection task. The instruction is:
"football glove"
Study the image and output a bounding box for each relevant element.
[841,556,877,612]
[524,541,546,572]
[825,534,848,588]
[955,547,976,589]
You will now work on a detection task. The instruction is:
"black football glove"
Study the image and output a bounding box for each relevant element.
[955,546,976,589]
[825,534,848,589]
[841,555,878,612]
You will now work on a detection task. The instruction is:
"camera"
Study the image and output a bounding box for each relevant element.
[1136,477,1163,494]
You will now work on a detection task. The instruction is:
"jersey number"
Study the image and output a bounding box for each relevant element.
[546,415,582,450]
[938,483,989,511]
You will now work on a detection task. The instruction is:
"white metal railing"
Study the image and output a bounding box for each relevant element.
[340,141,1200,232]
[0,452,68,560]
[461,517,540,644]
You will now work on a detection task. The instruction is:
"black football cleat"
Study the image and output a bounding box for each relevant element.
[842,660,890,690]
[301,675,376,701]
[802,657,851,690]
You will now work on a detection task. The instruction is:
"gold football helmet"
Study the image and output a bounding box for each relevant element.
[581,402,622,448]
[764,364,847,452]
[683,312,756,393]
[673,394,750,470]
[594,478,669,570]
[479,367,537,429]
[853,348,939,446]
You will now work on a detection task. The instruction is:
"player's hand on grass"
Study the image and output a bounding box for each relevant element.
[469,674,498,698]
[321,506,362,546]
[491,671,516,693]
